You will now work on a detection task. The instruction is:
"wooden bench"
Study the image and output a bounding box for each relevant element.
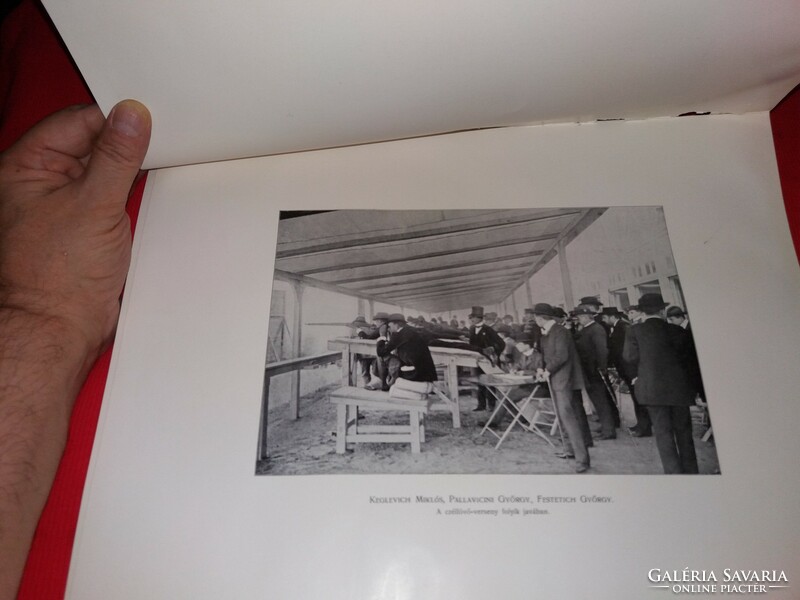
[329,386,433,454]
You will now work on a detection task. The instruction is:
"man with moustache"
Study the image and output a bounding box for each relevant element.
[532,303,591,473]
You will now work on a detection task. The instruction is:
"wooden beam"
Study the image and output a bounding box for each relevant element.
[558,238,575,310]
[392,283,514,302]
[342,267,528,293]
[276,209,581,258]
[506,208,607,296]
[264,350,341,377]
[295,233,558,276]
[362,273,522,297]
[320,249,545,285]
[274,269,389,306]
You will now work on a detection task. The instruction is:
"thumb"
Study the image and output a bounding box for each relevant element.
[82,99,151,206]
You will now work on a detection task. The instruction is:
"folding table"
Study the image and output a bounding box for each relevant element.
[469,374,558,449]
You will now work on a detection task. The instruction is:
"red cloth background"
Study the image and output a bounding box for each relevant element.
[1,1,798,598]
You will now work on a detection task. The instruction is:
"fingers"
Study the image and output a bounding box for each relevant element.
[82,100,151,207]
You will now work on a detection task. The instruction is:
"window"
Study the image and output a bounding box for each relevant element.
[610,288,630,309]
[635,280,662,297]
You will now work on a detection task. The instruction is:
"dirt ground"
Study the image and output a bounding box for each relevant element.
[256,384,720,476]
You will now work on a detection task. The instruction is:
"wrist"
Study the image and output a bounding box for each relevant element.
[0,304,99,384]
[0,286,113,362]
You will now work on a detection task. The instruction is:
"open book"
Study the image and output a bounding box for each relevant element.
[39,2,800,598]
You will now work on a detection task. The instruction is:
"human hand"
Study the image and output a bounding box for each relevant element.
[0,100,151,361]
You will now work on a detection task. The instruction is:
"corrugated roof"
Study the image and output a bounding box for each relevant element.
[274,208,605,312]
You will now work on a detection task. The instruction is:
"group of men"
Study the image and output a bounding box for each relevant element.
[347,293,706,475]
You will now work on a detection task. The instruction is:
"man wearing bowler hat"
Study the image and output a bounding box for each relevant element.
[376,314,438,384]
[532,303,591,473]
[623,294,698,474]
[468,306,506,411]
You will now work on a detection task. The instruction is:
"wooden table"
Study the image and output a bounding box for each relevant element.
[327,337,484,429]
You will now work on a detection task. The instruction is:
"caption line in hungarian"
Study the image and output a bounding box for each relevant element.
[368,494,613,516]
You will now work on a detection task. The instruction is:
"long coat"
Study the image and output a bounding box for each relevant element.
[622,318,695,406]
[574,321,608,382]
[607,319,633,380]
[376,326,438,382]
[469,324,505,356]
[539,323,584,392]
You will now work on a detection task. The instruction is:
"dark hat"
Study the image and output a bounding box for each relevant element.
[469,306,485,318]
[580,296,603,307]
[638,293,668,310]
[348,316,370,328]
[485,311,498,319]
[626,304,641,313]
[387,313,406,323]
[531,303,558,318]
[503,314,514,321]
[666,306,686,318]
[601,307,623,317]
[574,306,595,316]
[553,307,568,319]
[523,307,536,315]
[373,312,390,321]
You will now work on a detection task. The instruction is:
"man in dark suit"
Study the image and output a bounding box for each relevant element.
[574,306,617,439]
[623,294,698,474]
[376,314,438,383]
[468,306,506,411]
[602,307,651,436]
[666,306,706,401]
[533,303,591,473]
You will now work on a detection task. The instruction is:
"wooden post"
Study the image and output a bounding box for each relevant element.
[257,377,270,460]
[557,239,575,310]
[367,299,375,320]
[447,357,461,428]
[525,278,534,306]
[357,297,366,318]
[289,281,305,419]
[510,291,519,322]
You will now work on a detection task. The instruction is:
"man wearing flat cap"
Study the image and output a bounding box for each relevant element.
[468,306,506,411]
[376,314,438,384]
[532,303,591,473]
[623,294,698,474]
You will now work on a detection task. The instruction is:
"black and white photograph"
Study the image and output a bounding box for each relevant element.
[256,207,718,476]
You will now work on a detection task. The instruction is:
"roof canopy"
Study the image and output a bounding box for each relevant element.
[274,209,604,313]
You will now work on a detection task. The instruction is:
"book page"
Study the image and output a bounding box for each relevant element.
[41,0,800,169]
[68,114,800,598]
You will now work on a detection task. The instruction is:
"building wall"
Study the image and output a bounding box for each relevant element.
[520,206,684,311]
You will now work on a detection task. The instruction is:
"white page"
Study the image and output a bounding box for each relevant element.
[68,114,800,598]
[42,0,800,169]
